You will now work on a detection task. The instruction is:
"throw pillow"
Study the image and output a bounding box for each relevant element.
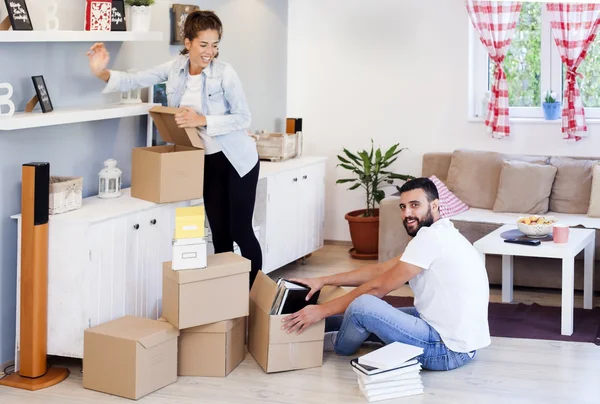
[429,175,469,218]
[492,160,558,214]
[588,163,600,217]
[549,156,598,214]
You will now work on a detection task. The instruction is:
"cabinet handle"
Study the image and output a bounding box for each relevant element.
[303,175,308,180]
[133,224,139,230]
[150,219,157,225]
[293,178,298,182]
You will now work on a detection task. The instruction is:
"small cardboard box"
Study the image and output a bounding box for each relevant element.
[248,271,348,373]
[162,252,250,329]
[132,106,205,204]
[175,206,205,239]
[83,316,179,400]
[172,237,207,271]
[178,317,246,377]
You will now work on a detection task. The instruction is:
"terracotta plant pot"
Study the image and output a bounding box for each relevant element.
[345,209,379,260]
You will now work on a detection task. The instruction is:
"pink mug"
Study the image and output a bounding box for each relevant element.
[553,224,570,243]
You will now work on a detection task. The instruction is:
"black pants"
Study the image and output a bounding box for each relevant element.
[203,152,262,288]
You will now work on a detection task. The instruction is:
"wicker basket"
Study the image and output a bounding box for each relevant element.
[49,176,83,215]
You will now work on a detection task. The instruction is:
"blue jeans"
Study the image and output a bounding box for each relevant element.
[325,295,475,371]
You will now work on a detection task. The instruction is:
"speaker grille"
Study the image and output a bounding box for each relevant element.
[24,162,50,225]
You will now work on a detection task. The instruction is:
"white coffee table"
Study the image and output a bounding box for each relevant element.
[473,224,595,336]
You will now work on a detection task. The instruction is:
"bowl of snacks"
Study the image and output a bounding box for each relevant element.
[517,215,557,238]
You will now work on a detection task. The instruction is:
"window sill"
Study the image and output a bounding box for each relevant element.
[468,117,600,124]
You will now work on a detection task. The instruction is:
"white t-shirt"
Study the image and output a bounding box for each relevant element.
[179,73,222,155]
[400,218,491,353]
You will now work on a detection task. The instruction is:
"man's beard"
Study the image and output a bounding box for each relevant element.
[403,208,435,237]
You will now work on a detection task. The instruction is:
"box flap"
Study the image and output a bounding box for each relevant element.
[268,316,325,344]
[87,316,179,347]
[163,252,250,284]
[149,106,204,149]
[182,317,244,334]
[249,271,278,314]
[317,286,349,304]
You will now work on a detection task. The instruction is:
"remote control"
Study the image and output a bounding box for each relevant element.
[504,238,541,246]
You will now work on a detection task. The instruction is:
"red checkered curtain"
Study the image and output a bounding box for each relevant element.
[547,3,600,142]
[466,1,522,138]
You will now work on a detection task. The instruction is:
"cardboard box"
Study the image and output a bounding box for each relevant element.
[178,317,246,377]
[132,106,205,204]
[172,237,207,270]
[162,252,250,329]
[248,271,348,373]
[175,206,205,239]
[83,316,179,400]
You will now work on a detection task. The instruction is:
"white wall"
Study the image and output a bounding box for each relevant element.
[0,0,288,364]
[287,0,600,242]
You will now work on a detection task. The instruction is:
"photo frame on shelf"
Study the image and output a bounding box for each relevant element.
[84,0,112,31]
[148,82,167,146]
[2,0,33,31]
[30,75,53,113]
[111,0,126,31]
[171,4,199,45]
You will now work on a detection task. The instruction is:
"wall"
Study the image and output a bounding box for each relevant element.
[287,0,600,242]
[0,0,288,364]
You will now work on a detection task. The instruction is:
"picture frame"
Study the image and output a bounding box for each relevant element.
[171,4,199,45]
[3,0,33,30]
[148,82,167,146]
[31,75,53,113]
[111,0,126,31]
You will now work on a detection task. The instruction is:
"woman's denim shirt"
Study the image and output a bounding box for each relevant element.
[103,55,258,177]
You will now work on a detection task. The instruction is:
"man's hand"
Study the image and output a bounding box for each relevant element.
[175,108,207,128]
[281,305,326,334]
[289,277,325,301]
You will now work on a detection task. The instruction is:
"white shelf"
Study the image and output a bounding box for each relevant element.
[0,103,159,130]
[0,30,163,43]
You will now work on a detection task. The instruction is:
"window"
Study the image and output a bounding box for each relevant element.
[470,2,600,120]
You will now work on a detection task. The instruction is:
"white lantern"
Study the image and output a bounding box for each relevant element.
[120,70,142,104]
[98,159,122,199]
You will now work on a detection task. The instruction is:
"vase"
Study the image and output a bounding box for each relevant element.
[542,101,561,120]
[345,208,379,260]
[130,5,152,32]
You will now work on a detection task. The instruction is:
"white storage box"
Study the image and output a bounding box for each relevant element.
[256,132,297,161]
[172,238,207,271]
[49,176,83,215]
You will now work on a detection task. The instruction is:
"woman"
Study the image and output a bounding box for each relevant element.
[87,10,262,287]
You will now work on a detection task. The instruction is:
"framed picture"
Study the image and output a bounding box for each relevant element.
[31,75,53,113]
[3,0,33,30]
[111,0,126,31]
[171,4,199,45]
[148,83,168,146]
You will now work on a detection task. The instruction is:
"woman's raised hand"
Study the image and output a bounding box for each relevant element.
[86,42,110,78]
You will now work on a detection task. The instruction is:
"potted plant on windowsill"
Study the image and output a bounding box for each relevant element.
[336,140,414,260]
[125,0,155,32]
[542,90,561,120]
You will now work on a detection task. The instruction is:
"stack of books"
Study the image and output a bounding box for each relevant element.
[269,278,319,314]
[171,206,208,271]
[351,341,424,402]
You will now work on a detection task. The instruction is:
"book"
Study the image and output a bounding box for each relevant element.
[351,357,419,376]
[269,278,320,315]
[353,362,422,385]
[358,383,424,402]
[358,341,424,369]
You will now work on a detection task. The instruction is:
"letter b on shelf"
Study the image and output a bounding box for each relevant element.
[0,83,16,117]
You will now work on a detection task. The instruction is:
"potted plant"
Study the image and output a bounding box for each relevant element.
[125,0,155,32]
[336,140,414,260]
[542,90,561,120]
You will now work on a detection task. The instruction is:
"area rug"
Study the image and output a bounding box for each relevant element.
[382,296,600,345]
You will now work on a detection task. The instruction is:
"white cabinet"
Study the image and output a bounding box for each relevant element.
[12,189,186,362]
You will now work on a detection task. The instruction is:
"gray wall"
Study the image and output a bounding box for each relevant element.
[0,0,288,364]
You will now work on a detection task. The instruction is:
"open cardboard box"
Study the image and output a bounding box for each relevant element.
[131,106,205,204]
[248,271,348,373]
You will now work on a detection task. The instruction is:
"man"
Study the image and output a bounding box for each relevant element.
[281,177,491,371]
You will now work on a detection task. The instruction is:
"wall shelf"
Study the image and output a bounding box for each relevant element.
[0,103,159,130]
[0,30,163,43]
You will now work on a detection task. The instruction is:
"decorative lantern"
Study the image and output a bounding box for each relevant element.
[120,70,142,104]
[98,159,122,199]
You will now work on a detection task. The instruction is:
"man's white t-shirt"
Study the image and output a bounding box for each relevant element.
[179,73,222,155]
[400,218,491,353]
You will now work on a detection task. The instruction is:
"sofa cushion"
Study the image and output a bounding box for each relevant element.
[588,163,600,217]
[549,156,598,214]
[429,175,469,218]
[493,160,557,214]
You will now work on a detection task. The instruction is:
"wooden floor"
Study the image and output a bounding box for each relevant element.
[1,245,600,403]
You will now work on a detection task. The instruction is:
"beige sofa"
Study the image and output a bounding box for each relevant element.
[379,149,600,291]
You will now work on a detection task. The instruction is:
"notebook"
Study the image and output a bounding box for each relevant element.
[358,341,424,369]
